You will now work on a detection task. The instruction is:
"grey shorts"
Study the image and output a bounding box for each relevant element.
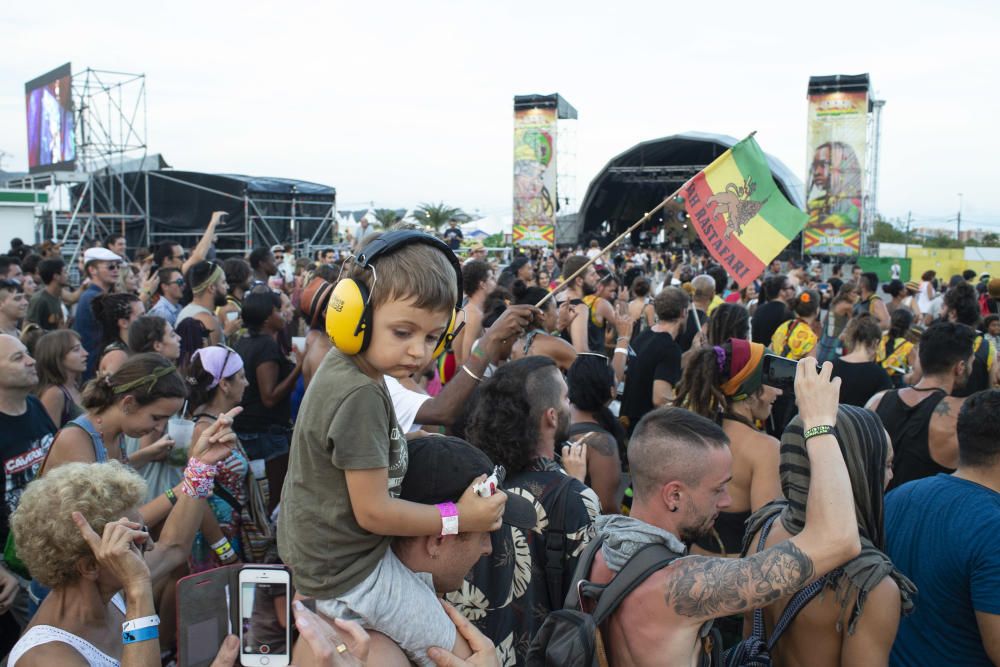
[316,548,455,667]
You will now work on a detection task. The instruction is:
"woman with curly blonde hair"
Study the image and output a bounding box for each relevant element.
[9,408,241,666]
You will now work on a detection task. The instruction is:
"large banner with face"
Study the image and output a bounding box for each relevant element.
[804,90,867,255]
[513,107,556,247]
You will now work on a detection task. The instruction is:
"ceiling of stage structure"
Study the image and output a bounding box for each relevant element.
[578,132,804,239]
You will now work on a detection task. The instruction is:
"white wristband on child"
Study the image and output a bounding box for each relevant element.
[437,502,459,536]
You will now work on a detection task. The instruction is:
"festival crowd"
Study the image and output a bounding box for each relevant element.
[0,217,999,667]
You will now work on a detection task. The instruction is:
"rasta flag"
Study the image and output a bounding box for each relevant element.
[681,136,807,289]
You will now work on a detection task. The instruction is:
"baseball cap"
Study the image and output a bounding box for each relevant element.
[83,247,123,264]
[469,241,485,252]
[401,436,536,531]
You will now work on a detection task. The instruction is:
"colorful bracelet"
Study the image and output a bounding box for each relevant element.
[437,502,459,536]
[164,487,177,505]
[803,425,835,441]
[180,458,218,499]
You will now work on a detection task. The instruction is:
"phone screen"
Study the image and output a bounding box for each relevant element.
[240,580,289,662]
[762,353,798,392]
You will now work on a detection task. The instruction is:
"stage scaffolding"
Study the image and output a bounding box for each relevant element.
[6,68,337,264]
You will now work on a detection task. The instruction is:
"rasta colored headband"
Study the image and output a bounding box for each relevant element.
[719,339,765,400]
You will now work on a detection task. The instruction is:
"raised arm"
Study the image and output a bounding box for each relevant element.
[181,211,224,275]
[662,358,860,623]
[414,305,535,427]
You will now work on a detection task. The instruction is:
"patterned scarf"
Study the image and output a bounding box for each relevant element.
[741,405,916,634]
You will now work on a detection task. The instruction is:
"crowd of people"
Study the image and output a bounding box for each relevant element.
[0,219,999,667]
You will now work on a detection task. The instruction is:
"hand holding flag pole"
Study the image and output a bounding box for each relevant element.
[536,131,805,307]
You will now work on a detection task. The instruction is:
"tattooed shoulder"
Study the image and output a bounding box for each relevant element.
[933,399,951,416]
[663,541,815,620]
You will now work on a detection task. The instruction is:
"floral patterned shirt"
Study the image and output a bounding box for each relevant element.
[446,458,600,665]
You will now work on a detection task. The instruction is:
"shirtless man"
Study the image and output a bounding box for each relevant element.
[866,320,975,490]
[587,358,861,666]
[452,260,495,366]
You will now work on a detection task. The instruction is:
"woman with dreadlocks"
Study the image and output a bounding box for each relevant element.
[737,405,915,667]
[675,338,782,557]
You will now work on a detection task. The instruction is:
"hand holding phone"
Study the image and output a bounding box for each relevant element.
[762,353,798,392]
[239,567,291,666]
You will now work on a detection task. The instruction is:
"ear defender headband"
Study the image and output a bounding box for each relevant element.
[326,230,464,357]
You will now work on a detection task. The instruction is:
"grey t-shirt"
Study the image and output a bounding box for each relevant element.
[277,348,407,598]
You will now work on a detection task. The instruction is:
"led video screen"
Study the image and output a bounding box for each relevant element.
[25,63,75,173]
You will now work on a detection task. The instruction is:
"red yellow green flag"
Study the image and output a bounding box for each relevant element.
[681,136,807,288]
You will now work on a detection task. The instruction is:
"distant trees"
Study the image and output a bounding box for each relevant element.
[413,202,467,231]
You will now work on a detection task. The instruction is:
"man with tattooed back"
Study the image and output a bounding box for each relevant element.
[585,357,861,666]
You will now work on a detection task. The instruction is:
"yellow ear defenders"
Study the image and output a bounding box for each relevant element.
[326,230,464,357]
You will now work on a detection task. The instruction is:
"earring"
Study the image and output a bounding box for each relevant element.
[670,506,678,513]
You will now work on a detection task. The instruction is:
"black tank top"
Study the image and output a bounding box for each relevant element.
[877,388,953,491]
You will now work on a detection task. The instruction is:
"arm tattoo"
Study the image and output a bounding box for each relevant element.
[663,541,816,620]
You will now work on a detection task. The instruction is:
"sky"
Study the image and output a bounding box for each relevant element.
[1,0,998,232]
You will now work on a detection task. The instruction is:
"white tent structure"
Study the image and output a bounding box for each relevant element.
[462,215,510,238]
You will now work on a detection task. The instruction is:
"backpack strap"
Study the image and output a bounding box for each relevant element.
[589,543,683,625]
[766,576,828,650]
[562,534,606,611]
[748,512,828,651]
[544,475,576,610]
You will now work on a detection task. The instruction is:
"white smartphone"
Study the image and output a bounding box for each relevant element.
[238,567,291,666]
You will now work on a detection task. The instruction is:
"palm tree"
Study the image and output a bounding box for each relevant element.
[414,202,467,231]
[373,208,401,228]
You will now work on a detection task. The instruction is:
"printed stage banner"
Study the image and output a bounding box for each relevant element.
[804,90,868,255]
[513,107,556,247]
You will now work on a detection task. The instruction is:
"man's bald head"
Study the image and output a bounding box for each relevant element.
[628,407,729,501]
[0,334,37,391]
[691,275,716,301]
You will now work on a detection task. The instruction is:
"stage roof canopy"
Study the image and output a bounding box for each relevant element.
[578,131,803,238]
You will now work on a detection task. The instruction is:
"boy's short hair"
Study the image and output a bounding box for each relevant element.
[349,236,457,315]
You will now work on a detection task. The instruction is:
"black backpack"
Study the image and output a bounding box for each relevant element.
[526,535,696,667]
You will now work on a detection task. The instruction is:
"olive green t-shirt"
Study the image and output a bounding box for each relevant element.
[277,348,408,598]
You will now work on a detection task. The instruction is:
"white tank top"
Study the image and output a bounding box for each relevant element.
[8,593,126,666]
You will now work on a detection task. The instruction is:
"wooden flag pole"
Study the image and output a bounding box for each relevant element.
[535,189,681,309]
[535,131,758,310]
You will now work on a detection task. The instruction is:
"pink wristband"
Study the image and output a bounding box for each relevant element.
[436,502,459,536]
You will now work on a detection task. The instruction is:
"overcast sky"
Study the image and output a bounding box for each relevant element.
[1,1,997,232]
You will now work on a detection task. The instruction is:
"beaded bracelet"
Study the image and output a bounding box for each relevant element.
[181,458,218,499]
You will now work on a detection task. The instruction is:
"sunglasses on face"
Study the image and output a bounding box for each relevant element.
[170,278,185,286]
[105,263,121,271]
